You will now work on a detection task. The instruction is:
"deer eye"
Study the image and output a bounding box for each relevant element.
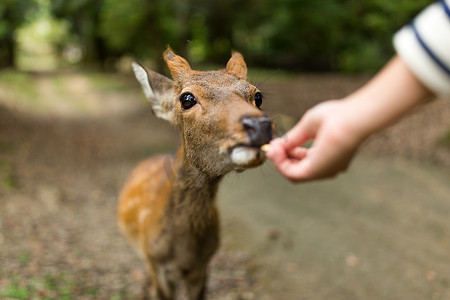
[179,93,197,110]
[254,92,263,109]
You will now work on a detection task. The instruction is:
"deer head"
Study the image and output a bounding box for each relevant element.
[132,48,272,178]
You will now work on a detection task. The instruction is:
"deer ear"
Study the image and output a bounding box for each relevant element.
[132,62,177,124]
[163,47,192,81]
[226,51,247,80]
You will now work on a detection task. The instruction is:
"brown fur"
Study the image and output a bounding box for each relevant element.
[118,48,272,299]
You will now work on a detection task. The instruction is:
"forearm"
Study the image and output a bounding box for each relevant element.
[343,55,433,140]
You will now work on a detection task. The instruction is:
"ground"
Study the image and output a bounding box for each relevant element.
[0,69,449,299]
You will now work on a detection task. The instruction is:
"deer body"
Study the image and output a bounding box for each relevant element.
[118,48,272,300]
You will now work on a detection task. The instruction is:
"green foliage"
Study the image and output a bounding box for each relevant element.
[0,0,40,68]
[99,0,185,61]
[49,0,107,63]
[0,0,436,72]
[99,0,149,51]
[252,0,432,71]
[1,278,29,299]
[0,273,107,300]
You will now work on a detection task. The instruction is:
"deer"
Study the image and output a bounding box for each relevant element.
[118,47,273,300]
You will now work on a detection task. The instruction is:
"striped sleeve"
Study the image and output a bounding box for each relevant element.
[393,0,450,97]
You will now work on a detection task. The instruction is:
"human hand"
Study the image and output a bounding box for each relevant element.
[266,100,366,182]
[266,56,433,183]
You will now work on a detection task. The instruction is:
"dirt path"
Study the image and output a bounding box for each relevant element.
[219,156,450,299]
[0,70,449,299]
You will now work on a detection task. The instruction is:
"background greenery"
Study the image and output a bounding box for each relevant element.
[0,0,432,73]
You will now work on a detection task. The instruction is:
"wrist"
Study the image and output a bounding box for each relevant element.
[341,56,432,140]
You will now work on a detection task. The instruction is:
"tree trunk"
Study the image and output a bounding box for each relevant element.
[0,6,16,69]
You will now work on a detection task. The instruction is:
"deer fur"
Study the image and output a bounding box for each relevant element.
[118,48,272,300]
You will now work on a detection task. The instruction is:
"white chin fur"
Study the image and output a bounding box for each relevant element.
[230,146,258,165]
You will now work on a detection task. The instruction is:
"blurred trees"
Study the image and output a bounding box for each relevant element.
[1,0,433,72]
[50,0,111,66]
[0,0,39,68]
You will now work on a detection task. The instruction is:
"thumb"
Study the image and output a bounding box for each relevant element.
[282,110,321,150]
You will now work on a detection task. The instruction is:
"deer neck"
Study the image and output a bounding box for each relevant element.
[167,147,222,233]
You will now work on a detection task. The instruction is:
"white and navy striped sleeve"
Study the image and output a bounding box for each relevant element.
[393,0,450,97]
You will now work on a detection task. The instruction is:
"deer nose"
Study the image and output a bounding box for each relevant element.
[241,116,273,147]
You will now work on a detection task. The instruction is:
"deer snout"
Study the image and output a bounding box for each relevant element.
[241,116,273,147]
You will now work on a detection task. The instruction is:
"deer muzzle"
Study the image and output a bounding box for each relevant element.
[228,116,273,168]
[240,116,273,147]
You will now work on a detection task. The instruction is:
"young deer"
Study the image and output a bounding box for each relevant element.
[118,48,272,300]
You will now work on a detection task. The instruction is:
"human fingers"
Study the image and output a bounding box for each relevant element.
[266,138,313,180]
[291,131,356,181]
[268,133,355,182]
[286,146,308,161]
[265,138,289,167]
[281,109,322,150]
[271,147,344,182]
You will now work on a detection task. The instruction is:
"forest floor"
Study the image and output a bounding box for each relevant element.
[0,68,449,299]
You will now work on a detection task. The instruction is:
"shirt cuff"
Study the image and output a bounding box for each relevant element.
[393,0,450,97]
